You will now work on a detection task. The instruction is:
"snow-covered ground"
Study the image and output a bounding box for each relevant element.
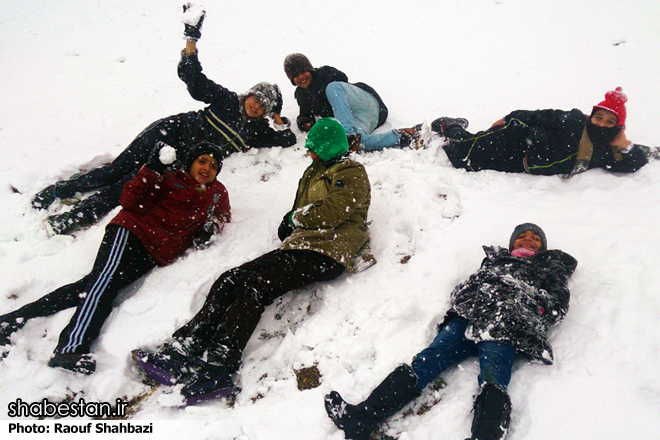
[1,1,659,439]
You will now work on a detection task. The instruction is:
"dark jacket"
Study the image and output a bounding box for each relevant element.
[294,66,388,131]
[505,108,648,175]
[178,52,296,157]
[281,157,374,272]
[448,246,577,364]
[110,165,231,265]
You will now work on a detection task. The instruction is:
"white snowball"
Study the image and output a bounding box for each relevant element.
[159,145,177,165]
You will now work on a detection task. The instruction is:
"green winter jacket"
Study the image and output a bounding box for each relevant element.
[281,157,374,272]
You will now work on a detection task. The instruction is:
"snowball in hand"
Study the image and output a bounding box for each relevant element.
[182,3,206,25]
[158,145,177,165]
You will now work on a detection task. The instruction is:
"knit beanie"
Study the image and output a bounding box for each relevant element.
[592,87,627,126]
[509,223,547,251]
[284,53,314,85]
[244,82,280,116]
[182,141,224,175]
[305,118,348,162]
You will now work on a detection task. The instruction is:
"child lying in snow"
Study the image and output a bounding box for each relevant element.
[31,3,293,236]
[0,143,230,375]
[432,87,651,177]
[325,223,577,440]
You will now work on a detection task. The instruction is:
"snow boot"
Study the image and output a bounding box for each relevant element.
[32,185,59,210]
[45,187,119,235]
[44,212,79,236]
[48,352,96,375]
[398,124,425,149]
[32,180,83,210]
[0,312,26,346]
[431,117,469,138]
[347,133,362,152]
[180,359,236,405]
[132,344,192,386]
[469,382,512,440]
[325,364,422,440]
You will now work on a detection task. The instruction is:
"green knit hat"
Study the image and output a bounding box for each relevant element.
[305,118,348,162]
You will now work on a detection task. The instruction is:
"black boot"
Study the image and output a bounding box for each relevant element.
[325,364,422,440]
[132,343,194,386]
[180,360,236,405]
[431,117,469,138]
[44,197,108,235]
[0,312,26,346]
[347,133,362,152]
[470,382,512,440]
[398,124,425,149]
[32,185,59,210]
[32,179,84,210]
[48,352,96,375]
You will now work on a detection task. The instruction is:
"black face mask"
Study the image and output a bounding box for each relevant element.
[586,120,621,147]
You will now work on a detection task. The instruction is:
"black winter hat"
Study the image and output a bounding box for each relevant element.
[182,141,224,175]
[284,53,314,85]
[509,223,547,251]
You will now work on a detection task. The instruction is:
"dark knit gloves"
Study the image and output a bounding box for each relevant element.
[277,211,296,241]
[193,219,219,250]
[182,3,206,42]
[146,142,177,175]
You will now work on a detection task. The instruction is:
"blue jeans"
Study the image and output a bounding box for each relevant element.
[411,317,515,390]
[325,81,400,151]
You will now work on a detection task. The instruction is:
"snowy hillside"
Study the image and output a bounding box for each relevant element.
[1,1,659,439]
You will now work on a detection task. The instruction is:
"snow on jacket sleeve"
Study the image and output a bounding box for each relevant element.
[535,251,577,328]
[448,246,578,364]
[119,165,165,215]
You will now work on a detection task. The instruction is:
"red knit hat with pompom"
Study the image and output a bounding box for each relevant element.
[592,87,627,126]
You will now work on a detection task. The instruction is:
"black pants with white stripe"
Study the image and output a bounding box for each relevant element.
[8,226,156,354]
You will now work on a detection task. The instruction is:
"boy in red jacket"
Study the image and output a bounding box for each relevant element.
[0,142,230,375]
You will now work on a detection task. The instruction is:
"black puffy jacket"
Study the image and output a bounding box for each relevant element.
[449,246,577,364]
[505,108,648,175]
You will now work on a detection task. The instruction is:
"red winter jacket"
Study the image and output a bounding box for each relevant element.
[110,165,231,265]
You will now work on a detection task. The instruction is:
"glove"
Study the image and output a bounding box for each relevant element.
[182,3,206,42]
[277,211,295,241]
[272,84,283,115]
[193,219,219,250]
[147,142,177,175]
